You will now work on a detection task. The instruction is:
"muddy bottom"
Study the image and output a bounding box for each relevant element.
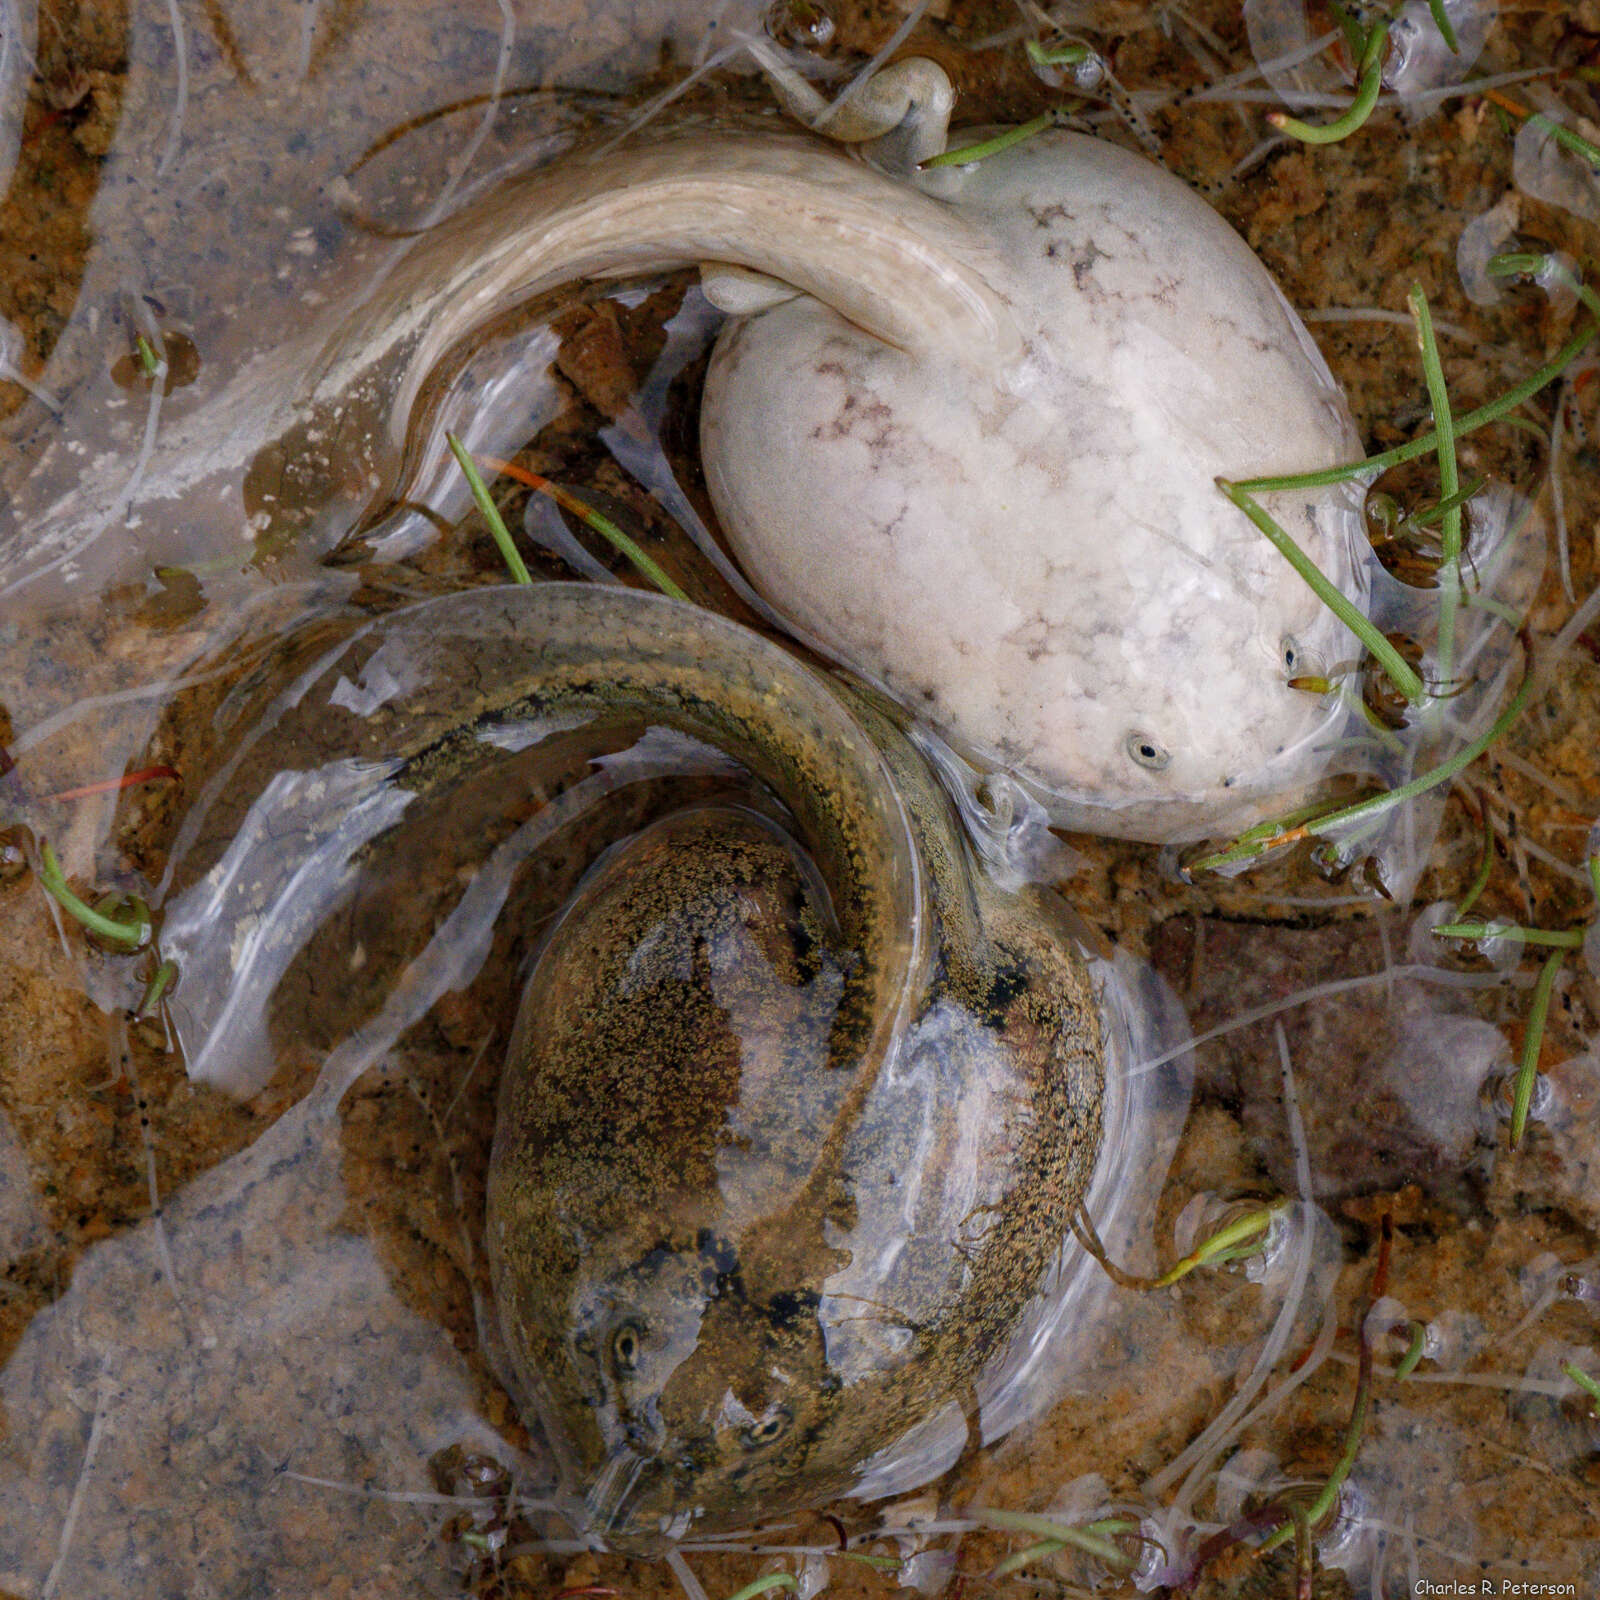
[3,0,1600,1596]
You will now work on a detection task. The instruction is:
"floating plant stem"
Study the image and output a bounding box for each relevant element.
[991,1538,1067,1579]
[1407,474,1485,532]
[1231,318,1600,497]
[975,1509,1136,1569]
[1395,1321,1427,1380]
[44,764,180,803]
[1563,1360,1600,1407]
[921,112,1056,169]
[136,958,178,1019]
[134,334,165,379]
[1488,253,1600,322]
[1257,1232,1384,1556]
[1070,1198,1283,1290]
[1589,849,1600,906]
[446,433,533,585]
[722,1575,798,1600]
[1407,283,1463,683]
[1267,20,1389,145]
[1151,1201,1286,1287]
[1456,802,1495,916]
[37,841,150,947]
[1292,1503,1314,1600]
[1509,950,1563,1147]
[1216,480,1425,703]
[1477,89,1600,173]
[839,1554,901,1573]
[479,454,690,602]
[1429,920,1585,949]
[1425,0,1460,54]
[1188,653,1536,875]
[1025,39,1093,68]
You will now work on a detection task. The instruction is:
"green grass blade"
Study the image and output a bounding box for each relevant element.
[1233,318,1600,495]
[1268,21,1388,145]
[1425,0,1460,53]
[1510,950,1564,1145]
[1217,480,1425,703]
[446,433,533,585]
[922,112,1056,168]
[38,841,150,947]
[1407,283,1463,683]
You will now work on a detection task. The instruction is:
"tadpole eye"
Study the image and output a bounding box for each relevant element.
[1124,732,1171,771]
[610,1321,644,1373]
[1281,635,1301,673]
[742,1406,793,1448]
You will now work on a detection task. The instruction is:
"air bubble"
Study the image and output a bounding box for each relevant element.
[1456,195,1520,306]
[1513,107,1600,225]
[1383,0,1496,104]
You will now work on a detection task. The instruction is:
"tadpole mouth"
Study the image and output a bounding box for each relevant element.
[582,1447,698,1557]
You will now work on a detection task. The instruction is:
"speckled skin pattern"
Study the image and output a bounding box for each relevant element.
[165,584,1104,1554]
[479,590,1104,1552]
[702,129,1366,840]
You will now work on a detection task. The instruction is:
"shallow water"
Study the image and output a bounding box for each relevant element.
[2,0,1600,1596]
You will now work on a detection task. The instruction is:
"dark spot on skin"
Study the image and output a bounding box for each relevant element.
[982,962,1030,1022]
[766,1289,821,1330]
[697,1230,738,1276]
[1071,240,1110,290]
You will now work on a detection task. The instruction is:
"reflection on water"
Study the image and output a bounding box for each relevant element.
[2,0,1600,1596]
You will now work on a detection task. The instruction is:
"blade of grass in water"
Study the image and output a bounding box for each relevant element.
[922,112,1056,169]
[1429,920,1585,949]
[1268,20,1388,144]
[1425,0,1460,53]
[1510,950,1564,1145]
[38,841,150,947]
[446,433,532,585]
[481,454,690,602]
[1216,480,1425,703]
[1188,653,1536,874]
[1407,283,1463,684]
[1232,316,1600,495]
[1454,802,1495,917]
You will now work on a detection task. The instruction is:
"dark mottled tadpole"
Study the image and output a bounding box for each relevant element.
[472,587,1105,1553]
[158,580,1102,1554]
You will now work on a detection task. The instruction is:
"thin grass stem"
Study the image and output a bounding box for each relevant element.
[1509,950,1563,1146]
[976,1510,1136,1568]
[481,455,690,601]
[1189,655,1535,874]
[136,958,178,1019]
[1429,920,1585,949]
[1258,1236,1380,1555]
[922,112,1057,168]
[1232,319,1600,494]
[447,434,532,585]
[38,842,150,947]
[1456,802,1495,916]
[1026,39,1092,67]
[1268,21,1388,144]
[1395,1321,1427,1380]
[1478,89,1600,171]
[1216,480,1424,702]
[1425,0,1460,54]
[1407,474,1485,530]
[1563,1360,1600,1406]
[723,1576,797,1600]
[1408,283,1462,682]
